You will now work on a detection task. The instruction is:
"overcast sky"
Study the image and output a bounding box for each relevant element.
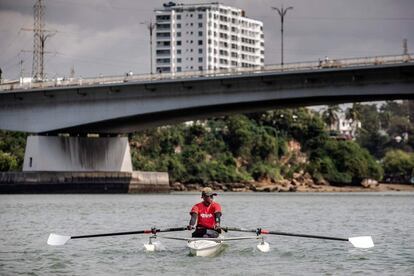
[0,0,413,80]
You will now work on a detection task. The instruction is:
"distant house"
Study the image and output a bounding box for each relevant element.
[328,113,361,140]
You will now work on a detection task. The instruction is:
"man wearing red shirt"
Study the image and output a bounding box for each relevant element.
[187,187,222,238]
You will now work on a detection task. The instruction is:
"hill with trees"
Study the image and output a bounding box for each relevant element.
[1,100,413,188]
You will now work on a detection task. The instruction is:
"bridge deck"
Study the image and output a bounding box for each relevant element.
[1,54,412,93]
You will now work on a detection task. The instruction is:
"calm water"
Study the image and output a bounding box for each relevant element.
[1,193,413,275]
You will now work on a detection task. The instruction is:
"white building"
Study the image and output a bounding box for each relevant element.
[154,2,264,73]
[336,114,361,138]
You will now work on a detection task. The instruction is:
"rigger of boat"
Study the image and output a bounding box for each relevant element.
[47,226,374,257]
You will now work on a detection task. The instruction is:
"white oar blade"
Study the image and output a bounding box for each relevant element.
[257,241,270,252]
[348,236,374,249]
[47,233,71,246]
[144,241,163,251]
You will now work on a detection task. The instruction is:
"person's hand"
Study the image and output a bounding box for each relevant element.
[214,223,220,230]
[187,225,194,230]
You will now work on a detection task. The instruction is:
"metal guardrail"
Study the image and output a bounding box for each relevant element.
[0,54,412,92]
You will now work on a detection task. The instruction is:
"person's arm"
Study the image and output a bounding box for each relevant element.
[214,212,221,229]
[213,203,222,230]
[188,212,197,230]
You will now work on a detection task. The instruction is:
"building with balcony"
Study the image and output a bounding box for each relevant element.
[154,2,264,73]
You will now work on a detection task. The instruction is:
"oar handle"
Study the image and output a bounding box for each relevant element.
[72,227,187,240]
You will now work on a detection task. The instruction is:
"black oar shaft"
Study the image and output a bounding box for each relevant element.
[266,231,348,241]
[225,227,347,242]
[71,227,187,240]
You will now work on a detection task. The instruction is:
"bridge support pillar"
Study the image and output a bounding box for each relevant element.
[23,135,133,172]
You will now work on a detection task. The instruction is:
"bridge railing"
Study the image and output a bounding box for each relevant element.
[0,53,412,92]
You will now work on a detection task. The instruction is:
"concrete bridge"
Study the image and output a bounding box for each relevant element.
[1,54,413,134]
[0,54,413,174]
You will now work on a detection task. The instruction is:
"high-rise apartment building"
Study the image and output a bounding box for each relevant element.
[154,2,264,73]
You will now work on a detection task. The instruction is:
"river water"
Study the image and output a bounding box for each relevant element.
[1,192,413,275]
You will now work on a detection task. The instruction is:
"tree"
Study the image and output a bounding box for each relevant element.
[0,151,18,171]
[308,140,383,185]
[382,150,414,182]
[321,105,341,130]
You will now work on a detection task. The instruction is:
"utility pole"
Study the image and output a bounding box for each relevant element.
[21,0,56,81]
[272,5,293,67]
[403,38,408,55]
[20,59,24,83]
[141,21,156,74]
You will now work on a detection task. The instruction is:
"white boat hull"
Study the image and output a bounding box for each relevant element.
[187,239,224,257]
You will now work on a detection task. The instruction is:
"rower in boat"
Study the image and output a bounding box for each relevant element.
[187,187,222,238]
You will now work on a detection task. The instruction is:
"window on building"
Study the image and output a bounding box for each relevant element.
[156,49,171,55]
[177,23,181,28]
[199,57,203,63]
[177,41,181,46]
[198,31,203,36]
[156,15,171,21]
[177,49,182,54]
[198,40,203,45]
[177,58,182,63]
[198,48,203,54]
[199,22,203,28]
[199,66,203,70]
[177,32,181,37]
[177,14,181,20]
[177,67,182,72]
[198,14,203,19]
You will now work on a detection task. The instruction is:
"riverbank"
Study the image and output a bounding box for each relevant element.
[171,181,414,193]
[296,183,414,192]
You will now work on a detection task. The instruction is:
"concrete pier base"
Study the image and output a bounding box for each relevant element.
[23,135,133,172]
[0,135,171,193]
[0,171,170,193]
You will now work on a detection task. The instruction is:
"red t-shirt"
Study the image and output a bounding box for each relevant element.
[190,201,222,229]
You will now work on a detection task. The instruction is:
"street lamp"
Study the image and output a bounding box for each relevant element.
[272,5,293,67]
[141,21,156,74]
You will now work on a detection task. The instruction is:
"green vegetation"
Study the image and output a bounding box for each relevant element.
[1,100,413,185]
[0,131,27,171]
[131,108,383,185]
[382,150,414,183]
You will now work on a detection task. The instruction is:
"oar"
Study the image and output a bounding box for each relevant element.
[47,227,187,246]
[224,227,374,249]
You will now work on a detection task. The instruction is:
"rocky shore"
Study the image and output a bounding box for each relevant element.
[171,172,414,193]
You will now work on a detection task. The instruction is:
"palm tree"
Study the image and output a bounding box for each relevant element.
[322,105,341,131]
[345,103,362,138]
